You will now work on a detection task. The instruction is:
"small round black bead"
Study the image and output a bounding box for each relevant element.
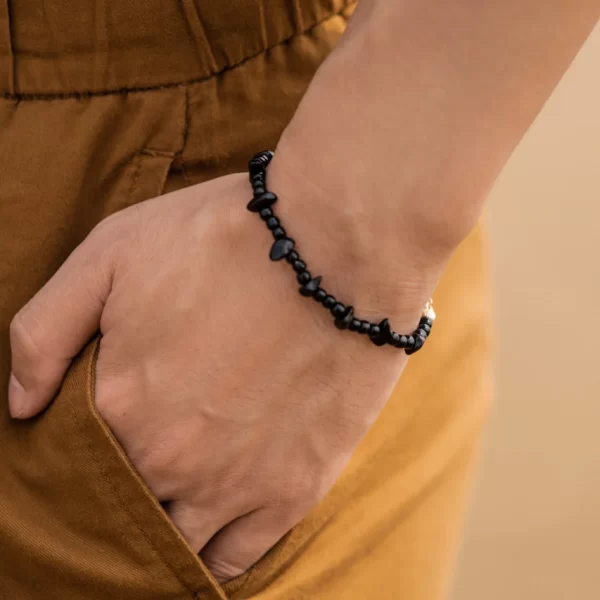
[419,317,433,327]
[266,217,279,230]
[421,324,432,334]
[361,322,373,335]
[259,208,273,220]
[323,295,336,309]
[406,335,415,347]
[272,227,286,239]
[297,271,311,284]
[398,335,408,347]
[314,288,327,302]
[286,251,299,264]
[331,303,346,318]
[253,186,266,196]
[293,260,306,273]
[349,318,362,332]
[391,332,401,346]
[415,328,428,339]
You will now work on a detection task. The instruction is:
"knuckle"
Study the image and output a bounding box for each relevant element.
[203,555,246,582]
[10,307,43,360]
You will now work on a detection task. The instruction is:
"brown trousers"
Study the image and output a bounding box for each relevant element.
[0,1,492,598]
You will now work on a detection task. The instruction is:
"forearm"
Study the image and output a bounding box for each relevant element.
[268,0,598,323]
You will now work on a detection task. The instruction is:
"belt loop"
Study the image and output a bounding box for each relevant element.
[0,0,15,95]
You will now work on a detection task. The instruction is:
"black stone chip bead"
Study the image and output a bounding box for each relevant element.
[266,217,280,230]
[247,191,277,212]
[314,288,327,302]
[331,302,346,318]
[270,237,295,261]
[335,306,354,330]
[259,208,273,220]
[370,318,392,346]
[272,227,286,239]
[323,295,337,309]
[349,318,362,332]
[297,271,311,284]
[285,251,299,264]
[253,186,266,196]
[293,260,307,273]
[361,321,374,335]
[406,334,426,355]
[300,276,322,297]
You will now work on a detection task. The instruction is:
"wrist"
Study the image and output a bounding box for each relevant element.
[266,146,446,331]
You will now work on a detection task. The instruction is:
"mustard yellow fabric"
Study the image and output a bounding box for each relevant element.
[0,1,492,598]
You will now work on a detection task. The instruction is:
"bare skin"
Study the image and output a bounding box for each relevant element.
[7,0,599,583]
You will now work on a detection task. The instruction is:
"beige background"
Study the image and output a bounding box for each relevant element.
[452,22,600,600]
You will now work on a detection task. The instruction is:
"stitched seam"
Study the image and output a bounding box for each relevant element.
[0,4,353,101]
[66,340,200,599]
[127,156,144,205]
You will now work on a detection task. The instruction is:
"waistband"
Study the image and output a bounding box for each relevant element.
[0,0,351,98]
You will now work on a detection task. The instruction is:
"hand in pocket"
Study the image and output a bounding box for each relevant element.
[8,166,435,582]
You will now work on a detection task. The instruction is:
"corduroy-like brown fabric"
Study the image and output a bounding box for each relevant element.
[0,1,492,598]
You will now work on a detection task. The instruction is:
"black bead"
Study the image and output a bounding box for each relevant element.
[349,318,362,332]
[406,335,415,347]
[398,335,408,348]
[247,191,277,212]
[272,227,286,239]
[314,288,327,302]
[421,324,431,334]
[370,318,393,346]
[251,173,264,183]
[253,186,266,196]
[406,334,426,355]
[269,237,295,261]
[266,217,279,230]
[259,208,273,220]
[286,251,299,264]
[249,162,266,177]
[391,332,401,346]
[300,276,322,297]
[415,328,428,339]
[323,295,336,309]
[331,303,346,318]
[297,271,311,284]
[335,306,354,330]
[361,322,373,335]
[293,260,307,273]
[419,317,433,327]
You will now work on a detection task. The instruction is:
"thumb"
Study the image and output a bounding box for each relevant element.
[200,508,294,583]
[8,232,114,419]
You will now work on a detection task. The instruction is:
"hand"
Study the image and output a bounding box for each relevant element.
[8,155,442,582]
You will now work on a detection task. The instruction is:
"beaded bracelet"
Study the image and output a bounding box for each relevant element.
[246,151,436,354]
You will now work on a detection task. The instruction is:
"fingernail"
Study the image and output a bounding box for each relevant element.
[8,373,27,419]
